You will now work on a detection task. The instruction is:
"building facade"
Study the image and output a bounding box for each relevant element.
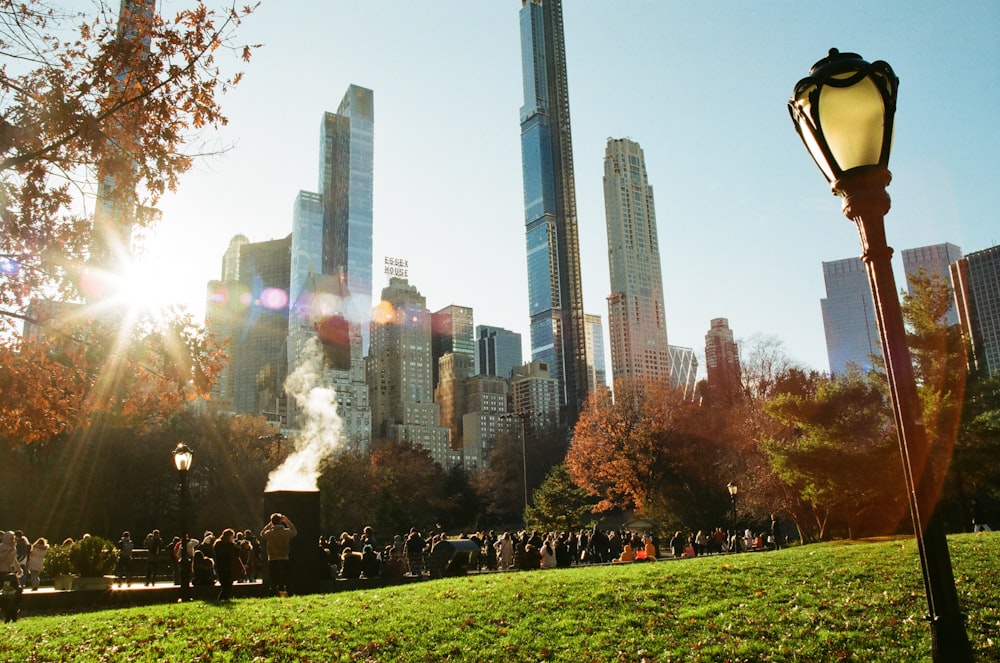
[902,242,962,327]
[820,257,881,375]
[668,345,699,398]
[431,305,475,389]
[518,0,589,427]
[475,325,523,380]
[603,137,671,388]
[952,244,1000,377]
[460,375,512,470]
[366,278,452,467]
[584,313,607,393]
[229,235,292,425]
[704,318,741,404]
[511,360,560,436]
[319,85,374,352]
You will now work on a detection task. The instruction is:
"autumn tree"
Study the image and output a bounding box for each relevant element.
[1,0,259,318]
[0,1,257,444]
[368,439,451,536]
[566,378,722,529]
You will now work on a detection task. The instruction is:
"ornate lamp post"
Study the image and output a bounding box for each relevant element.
[727,482,739,533]
[172,442,194,602]
[788,49,972,661]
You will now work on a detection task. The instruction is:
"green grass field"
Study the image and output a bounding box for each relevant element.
[4,533,997,662]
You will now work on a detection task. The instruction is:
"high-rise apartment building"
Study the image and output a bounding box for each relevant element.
[704,318,742,404]
[902,242,962,326]
[602,138,671,387]
[435,351,473,451]
[511,360,560,435]
[475,325,523,380]
[366,278,452,467]
[951,244,1000,377]
[584,313,607,393]
[518,0,589,427]
[820,257,881,375]
[319,85,374,352]
[460,375,512,470]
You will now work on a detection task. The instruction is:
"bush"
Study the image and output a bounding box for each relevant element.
[42,543,73,577]
[69,537,117,577]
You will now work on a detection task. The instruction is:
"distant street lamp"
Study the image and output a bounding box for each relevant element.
[727,482,739,532]
[172,442,194,602]
[788,48,972,662]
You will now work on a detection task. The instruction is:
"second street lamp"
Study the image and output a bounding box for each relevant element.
[727,482,738,534]
[788,48,972,662]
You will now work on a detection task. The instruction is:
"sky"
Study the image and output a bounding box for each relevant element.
[149,0,1000,378]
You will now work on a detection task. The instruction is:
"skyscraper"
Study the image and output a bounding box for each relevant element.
[366,278,452,467]
[431,305,475,389]
[602,137,671,387]
[319,85,374,352]
[704,318,741,404]
[902,242,962,327]
[475,325,523,380]
[952,244,1000,377]
[518,0,589,427]
[821,257,881,374]
[229,235,292,424]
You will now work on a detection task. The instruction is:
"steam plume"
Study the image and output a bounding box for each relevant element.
[265,337,342,492]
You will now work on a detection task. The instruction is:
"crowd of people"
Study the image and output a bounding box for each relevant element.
[0,514,790,621]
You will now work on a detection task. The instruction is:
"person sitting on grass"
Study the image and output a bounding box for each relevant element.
[613,543,636,564]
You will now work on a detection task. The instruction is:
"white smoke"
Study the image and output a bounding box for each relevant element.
[265,336,343,492]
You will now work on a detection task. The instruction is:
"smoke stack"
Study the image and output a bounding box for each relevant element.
[262,490,323,594]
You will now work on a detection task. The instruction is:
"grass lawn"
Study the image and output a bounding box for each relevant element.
[3,533,997,662]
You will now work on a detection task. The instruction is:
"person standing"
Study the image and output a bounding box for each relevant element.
[213,529,241,600]
[770,514,782,550]
[26,538,49,591]
[971,499,992,533]
[143,529,162,586]
[260,513,297,596]
[0,531,23,622]
[116,531,134,587]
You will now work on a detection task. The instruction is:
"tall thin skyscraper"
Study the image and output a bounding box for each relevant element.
[320,85,374,352]
[602,137,671,386]
[821,257,881,375]
[518,0,589,427]
[952,244,1000,377]
[902,242,962,327]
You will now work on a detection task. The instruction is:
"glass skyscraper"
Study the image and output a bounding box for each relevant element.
[518,0,588,427]
[821,257,882,375]
[320,85,374,352]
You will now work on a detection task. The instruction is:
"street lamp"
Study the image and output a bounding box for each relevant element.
[172,442,193,602]
[789,48,972,662]
[727,482,739,533]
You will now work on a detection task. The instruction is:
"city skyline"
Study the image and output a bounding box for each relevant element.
[147,2,1000,378]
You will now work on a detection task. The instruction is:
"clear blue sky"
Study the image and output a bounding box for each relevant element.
[153,0,1000,377]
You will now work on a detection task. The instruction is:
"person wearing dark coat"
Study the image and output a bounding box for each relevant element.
[213,528,241,600]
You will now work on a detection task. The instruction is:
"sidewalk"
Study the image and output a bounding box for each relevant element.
[18,580,268,616]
